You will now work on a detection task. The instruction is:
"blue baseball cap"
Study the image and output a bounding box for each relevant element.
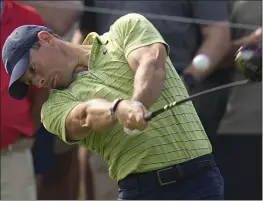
[2,25,53,100]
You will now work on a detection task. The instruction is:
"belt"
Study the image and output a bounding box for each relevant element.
[118,154,215,188]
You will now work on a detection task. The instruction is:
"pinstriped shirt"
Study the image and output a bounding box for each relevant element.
[41,13,212,181]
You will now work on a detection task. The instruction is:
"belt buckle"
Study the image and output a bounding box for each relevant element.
[157,167,177,186]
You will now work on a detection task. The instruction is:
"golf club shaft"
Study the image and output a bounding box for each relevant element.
[144,79,250,121]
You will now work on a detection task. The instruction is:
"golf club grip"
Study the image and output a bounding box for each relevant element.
[144,106,171,121]
[144,79,250,121]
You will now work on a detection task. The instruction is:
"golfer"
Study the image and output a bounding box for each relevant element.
[3,13,223,200]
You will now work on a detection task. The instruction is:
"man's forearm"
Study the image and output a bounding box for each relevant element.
[65,102,92,141]
[65,99,116,140]
[195,22,231,70]
[131,59,166,109]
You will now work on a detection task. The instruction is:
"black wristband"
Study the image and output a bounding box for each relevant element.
[110,98,124,120]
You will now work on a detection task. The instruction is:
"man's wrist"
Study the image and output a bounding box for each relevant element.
[110,98,124,120]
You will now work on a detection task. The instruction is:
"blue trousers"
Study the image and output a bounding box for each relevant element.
[32,125,55,175]
[118,154,224,200]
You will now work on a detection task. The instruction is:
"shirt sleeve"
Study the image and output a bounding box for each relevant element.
[111,13,170,59]
[189,1,230,22]
[41,90,82,144]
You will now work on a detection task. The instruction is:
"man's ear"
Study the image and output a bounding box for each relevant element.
[37,31,53,45]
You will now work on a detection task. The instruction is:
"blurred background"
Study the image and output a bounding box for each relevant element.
[0,0,262,200]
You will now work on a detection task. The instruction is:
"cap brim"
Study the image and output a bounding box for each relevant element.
[8,52,30,100]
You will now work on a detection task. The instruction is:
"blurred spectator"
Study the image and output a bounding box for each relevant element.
[36,138,80,200]
[31,126,55,185]
[216,1,262,199]
[0,1,49,199]
[21,0,81,36]
[19,1,82,199]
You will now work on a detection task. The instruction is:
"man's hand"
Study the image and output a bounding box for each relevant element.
[253,27,262,42]
[233,27,262,47]
[115,100,148,131]
[183,65,209,81]
[66,99,116,141]
[82,99,116,132]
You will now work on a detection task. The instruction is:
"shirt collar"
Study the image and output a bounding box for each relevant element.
[72,71,89,82]
[83,32,108,67]
[71,32,108,82]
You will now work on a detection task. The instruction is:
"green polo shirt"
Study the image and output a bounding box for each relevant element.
[41,13,212,181]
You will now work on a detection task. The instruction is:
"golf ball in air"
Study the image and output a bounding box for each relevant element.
[193,54,210,71]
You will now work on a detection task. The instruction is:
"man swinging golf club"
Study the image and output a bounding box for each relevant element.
[2,13,260,200]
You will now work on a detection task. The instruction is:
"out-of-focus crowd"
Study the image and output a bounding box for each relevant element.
[0,0,261,200]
